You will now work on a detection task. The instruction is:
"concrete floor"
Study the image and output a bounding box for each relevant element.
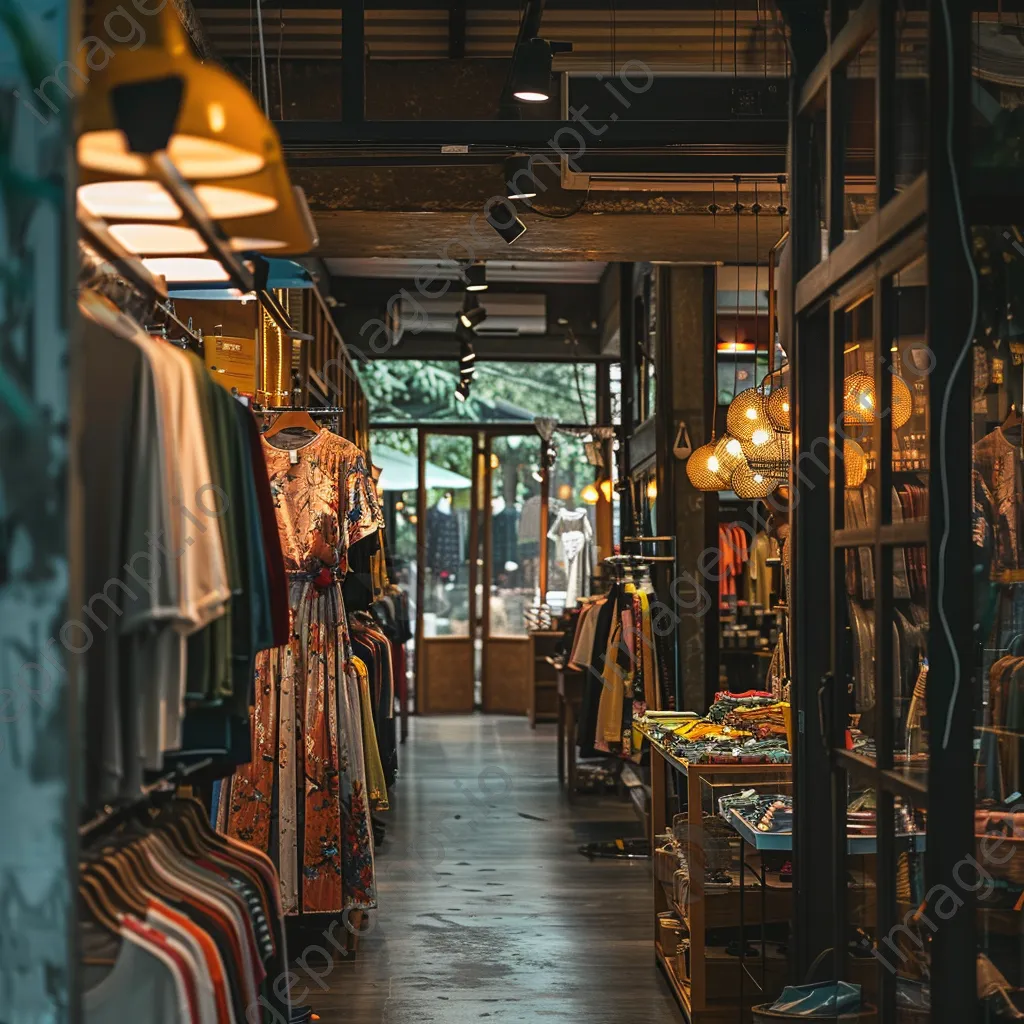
[301,714,681,1023]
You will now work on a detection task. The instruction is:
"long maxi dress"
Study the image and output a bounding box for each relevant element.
[221,428,384,915]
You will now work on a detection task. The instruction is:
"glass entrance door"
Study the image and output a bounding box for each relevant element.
[481,434,543,713]
[416,430,478,713]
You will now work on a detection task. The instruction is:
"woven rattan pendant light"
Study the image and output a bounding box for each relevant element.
[844,439,868,488]
[686,442,731,490]
[732,460,779,499]
[766,384,791,432]
[843,370,912,429]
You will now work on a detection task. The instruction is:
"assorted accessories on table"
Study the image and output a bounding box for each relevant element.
[637,692,791,766]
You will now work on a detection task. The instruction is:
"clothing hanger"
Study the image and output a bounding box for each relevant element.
[262,408,323,441]
[79,880,122,939]
[84,858,149,917]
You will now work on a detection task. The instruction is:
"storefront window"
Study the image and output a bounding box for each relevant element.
[361,359,597,424]
[972,227,1024,1003]
[546,433,599,614]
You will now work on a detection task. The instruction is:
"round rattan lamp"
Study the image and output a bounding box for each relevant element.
[727,387,774,442]
[843,372,913,429]
[891,375,912,429]
[766,385,791,433]
[844,439,868,488]
[686,441,730,491]
[714,434,747,478]
[732,460,779,500]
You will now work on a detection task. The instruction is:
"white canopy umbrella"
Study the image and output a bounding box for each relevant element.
[373,444,471,492]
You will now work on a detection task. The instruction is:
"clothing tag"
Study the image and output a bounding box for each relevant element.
[290,448,299,465]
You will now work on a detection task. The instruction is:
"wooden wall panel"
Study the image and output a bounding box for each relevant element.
[419,638,474,714]
[482,638,531,715]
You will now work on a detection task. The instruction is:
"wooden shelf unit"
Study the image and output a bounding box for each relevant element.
[646,730,792,1023]
[528,631,563,728]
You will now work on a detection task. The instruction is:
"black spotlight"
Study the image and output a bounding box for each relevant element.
[465,262,488,292]
[511,38,552,103]
[459,296,487,330]
[486,199,527,245]
[510,38,573,103]
[505,155,538,200]
[455,377,471,403]
[459,340,477,379]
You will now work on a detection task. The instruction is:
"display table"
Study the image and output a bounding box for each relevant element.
[726,811,926,1020]
[643,727,792,1023]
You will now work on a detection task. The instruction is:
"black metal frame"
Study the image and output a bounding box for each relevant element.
[787,1,975,1020]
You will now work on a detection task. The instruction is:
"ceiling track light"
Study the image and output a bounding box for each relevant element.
[505,155,538,200]
[464,262,488,292]
[486,200,528,245]
[510,38,573,104]
[459,301,488,330]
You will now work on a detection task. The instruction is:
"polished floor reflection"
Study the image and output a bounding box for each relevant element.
[305,714,680,1023]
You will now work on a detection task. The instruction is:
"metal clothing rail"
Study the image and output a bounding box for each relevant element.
[621,535,681,712]
[79,757,214,842]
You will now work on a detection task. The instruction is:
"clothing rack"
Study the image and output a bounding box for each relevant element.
[622,536,681,711]
[78,757,214,843]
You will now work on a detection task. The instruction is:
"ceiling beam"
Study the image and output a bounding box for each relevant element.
[276,117,787,150]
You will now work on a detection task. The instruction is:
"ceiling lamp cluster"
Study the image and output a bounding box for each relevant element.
[77,0,316,288]
[687,180,790,498]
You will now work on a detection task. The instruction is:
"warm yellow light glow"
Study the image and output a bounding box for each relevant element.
[557,484,573,501]
[195,185,279,219]
[408,514,419,525]
[79,180,182,221]
[600,479,614,502]
[725,438,743,458]
[78,131,266,180]
[229,236,288,252]
[745,406,758,420]
[78,179,279,222]
[581,483,600,505]
[395,500,405,512]
[142,257,230,283]
[708,455,721,473]
[208,103,227,134]
[109,223,207,255]
[646,479,658,500]
[751,428,772,447]
[490,453,500,470]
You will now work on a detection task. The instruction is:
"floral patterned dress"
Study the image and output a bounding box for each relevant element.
[221,429,383,915]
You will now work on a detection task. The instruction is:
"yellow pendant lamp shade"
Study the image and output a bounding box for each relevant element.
[843,371,913,429]
[78,1,273,181]
[766,385,791,432]
[727,387,774,442]
[844,440,868,488]
[686,441,730,491]
[732,460,779,500]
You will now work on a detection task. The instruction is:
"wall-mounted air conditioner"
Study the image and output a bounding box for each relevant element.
[399,293,547,337]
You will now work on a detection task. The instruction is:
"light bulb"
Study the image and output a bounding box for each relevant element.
[708,455,721,473]
[726,438,742,457]
[745,407,758,420]
[751,428,772,447]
